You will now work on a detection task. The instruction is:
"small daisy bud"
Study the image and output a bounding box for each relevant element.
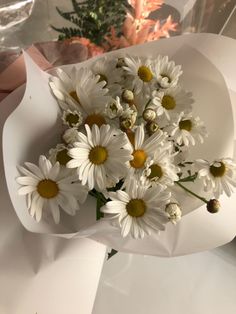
[62,128,79,145]
[62,109,83,128]
[143,108,156,121]
[145,121,159,136]
[105,97,123,119]
[122,90,134,105]
[165,203,182,224]
[120,117,134,130]
[206,199,220,214]
[116,57,126,68]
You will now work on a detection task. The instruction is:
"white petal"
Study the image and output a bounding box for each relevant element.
[48,200,60,224]
[35,197,44,222]
[39,155,52,178]
[121,215,132,237]
[135,125,145,149]
[16,176,38,186]
[24,162,44,179]
[101,201,126,214]
[18,185,36,195]
[49,162,60,181]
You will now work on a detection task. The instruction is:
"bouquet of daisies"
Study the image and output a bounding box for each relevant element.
[16,52,236,240]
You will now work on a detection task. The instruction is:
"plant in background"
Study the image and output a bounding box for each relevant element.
[52,0,177,56]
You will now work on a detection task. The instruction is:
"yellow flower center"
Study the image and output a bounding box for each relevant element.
[65,113,80,127]
[69,90,80,103]
[162,95,176,110]
[37,179,59,199]
[210,162,226,177]
[138,66,153,82]
[148,164,163,180]
[179,119,192,131]
[130,150,147,169]
[126,199,146,217]
[89,146,108,165]
[84,113,106,128]
[56,149,72,166]
[98,73,108,86]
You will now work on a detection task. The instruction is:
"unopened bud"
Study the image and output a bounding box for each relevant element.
[143,108,156,121]
[122,90,134,105]
[165,203,182,224]
[145,121,159,136]
[206,199,220,213]
[116,58,126,68]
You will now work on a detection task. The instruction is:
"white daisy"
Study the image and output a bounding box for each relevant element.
[91,57,122,96]
[152,86,193,120]
[67,124,132,190]
[195,158,236,198]
[62,109,83,128]
[123,56,154,97]
[128,124,167,176]
[141,147,180,188]
[154,55,182,89]
[165,112,207,147]
[16,155,88,224]
[101,178,171,239]
[49,67,110,112]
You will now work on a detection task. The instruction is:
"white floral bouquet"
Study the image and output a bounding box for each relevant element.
[3,37,236,256]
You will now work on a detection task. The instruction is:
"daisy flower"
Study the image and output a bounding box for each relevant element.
[62,109,83,128]
[16,155,88,224]
[196,158,236,198]
[154,55,182,89]
[152,86,193,120]
[67,124,132,190]
[49,67,110,112]
[123,56,155,97]
[91,57,122,96]
[165,112,207,147]
[128,124,167,176]
[101,179,171,239]
[141,147,179,188]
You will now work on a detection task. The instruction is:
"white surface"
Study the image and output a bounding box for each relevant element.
[0,85,106,314]
[93,244,236,314]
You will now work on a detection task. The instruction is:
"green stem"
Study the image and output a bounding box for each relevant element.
[175,181,208,204]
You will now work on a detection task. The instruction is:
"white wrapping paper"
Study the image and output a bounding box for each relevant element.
[2,34,236,257]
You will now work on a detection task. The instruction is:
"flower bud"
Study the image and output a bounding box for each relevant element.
[145,121,159,136]
[62,128,79,145]
[165,203,182,224]
[122,89,134,105]
[116,57,126,68]
[206,199,220,213]
[143,108,156,121]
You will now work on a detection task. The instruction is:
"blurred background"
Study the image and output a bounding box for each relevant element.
[0,0,236,52]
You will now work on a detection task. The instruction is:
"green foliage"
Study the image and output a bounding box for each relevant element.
[52,0,131,45]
